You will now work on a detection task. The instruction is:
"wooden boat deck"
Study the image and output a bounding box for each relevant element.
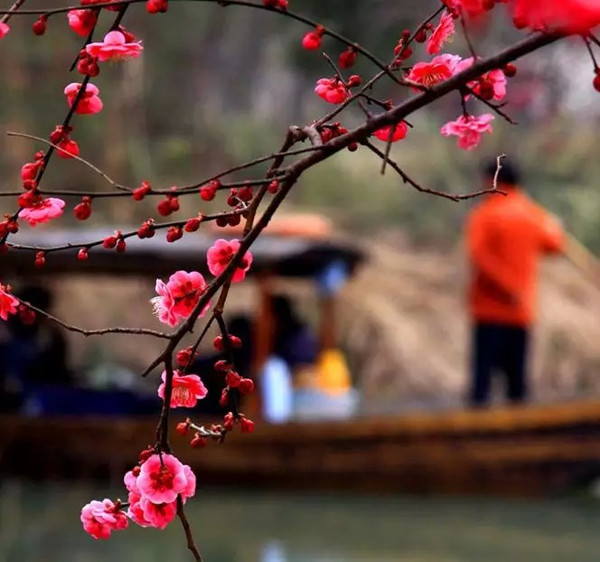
[2,399,600,497]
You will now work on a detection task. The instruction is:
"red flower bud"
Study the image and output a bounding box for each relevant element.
[240,417,255,433]
[338,47,357,69]
[347,74,361,88]
[166,226,183,243]
[228,335,242,348]
[157,197,173,216]
[190,434,207,448]
[226,371,241,388]
[214,359,231,372]
[103,236,117,249]
[238,378,255,395]
[139,447,153,463]
[223,412,235,431]
[19,305,36,325]
[176,421,190,435]
[176,348,194,367]
[184,217,201,232]
[35,251,46,269]
[73,199,92,221]
[32,16,47,36]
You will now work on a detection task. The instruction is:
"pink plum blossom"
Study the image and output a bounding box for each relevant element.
[440,113,494,150]
[80,499,128,540]
[427,11,455,55]
[137,453,189,504]
[456,57,507,101]
[139,497,177,529]
[151,279,178,327]
[67,9,97,37]
[19,197,65,226]
[127,492,150,527]
[167,270,209,319]
[0,22,9,39]
[0,285,19,321]
[86,31,143,62]
[207,239,253,282]
[373,122,408,142]
[158,370,208,408]
[151,271,210,327]
[64,82,103,115]
[511,0,600,33]
[406,54,462,89]
[314,78,348,104]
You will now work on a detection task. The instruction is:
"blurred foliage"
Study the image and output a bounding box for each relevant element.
[0,1,599,249]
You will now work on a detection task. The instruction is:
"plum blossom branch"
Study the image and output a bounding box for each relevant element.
[16,297,171,338]
[0,0,26,24]
[7,130,131,192]
[177,497,203,562]
[364,140,504,202]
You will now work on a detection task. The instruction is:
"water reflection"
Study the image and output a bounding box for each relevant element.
[1,480,600,562]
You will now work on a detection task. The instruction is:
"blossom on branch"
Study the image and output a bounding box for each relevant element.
[440,113,494,150]
[157,370,208,408]
[406,54,461,89]
[0,22,9,39]
[151,271,210,327]
[67,9,97,37]
[427,11,455,55]
[457,57,507,101]
[207,239,253,282]
[0,285,19,321]
[373,122,409,142]
[137,453,193,504]
[86,31,143,62]
[314,78,348,104]
[138,497,177,529]
[80,499,128,540]
[64,82,103,115]
[19,197,65,226]
[302,28,323,50]
[511,0,600,32]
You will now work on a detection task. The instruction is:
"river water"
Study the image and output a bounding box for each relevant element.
[1,481,600,562]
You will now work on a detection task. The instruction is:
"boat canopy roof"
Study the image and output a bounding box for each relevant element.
[4,216,364,279]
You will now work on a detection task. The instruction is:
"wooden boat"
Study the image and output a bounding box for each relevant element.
[2,216,600,496]
[2,399,600,497]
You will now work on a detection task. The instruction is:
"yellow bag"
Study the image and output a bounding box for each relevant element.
[317,349,352,395]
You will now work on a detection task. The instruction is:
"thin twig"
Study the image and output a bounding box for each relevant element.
[17,298,170,339]
[177,498,203,562]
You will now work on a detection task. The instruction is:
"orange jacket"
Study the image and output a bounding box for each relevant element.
[466,187,564,327]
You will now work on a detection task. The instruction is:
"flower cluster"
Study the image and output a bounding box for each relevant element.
[81,452,196,539]
[152,271,210,327]
[80,499,129,540]
[441,114,495,150]
[125,453,196,530]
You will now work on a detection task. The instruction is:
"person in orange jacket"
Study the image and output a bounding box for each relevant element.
[466,160,565,406]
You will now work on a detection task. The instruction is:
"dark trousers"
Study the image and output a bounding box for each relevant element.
[470,323,529,406]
